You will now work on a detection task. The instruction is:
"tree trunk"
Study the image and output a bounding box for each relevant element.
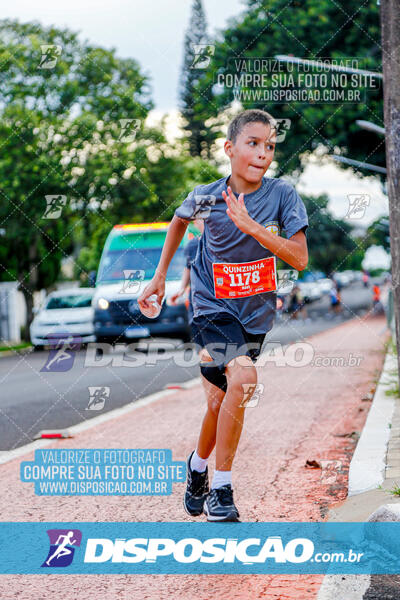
[20,237,39,341]
[380,0,400,379]
[21,286,34,342]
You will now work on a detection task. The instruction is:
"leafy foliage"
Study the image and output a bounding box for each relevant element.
[194,0,384,178]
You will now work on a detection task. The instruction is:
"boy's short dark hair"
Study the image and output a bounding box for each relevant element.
[227,109,276,144]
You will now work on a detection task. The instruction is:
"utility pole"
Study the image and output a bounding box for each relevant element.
[380,0,400,376]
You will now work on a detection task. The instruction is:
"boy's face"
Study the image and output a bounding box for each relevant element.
[224,121,276,183]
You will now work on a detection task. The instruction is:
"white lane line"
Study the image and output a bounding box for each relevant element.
[0,377,202,465]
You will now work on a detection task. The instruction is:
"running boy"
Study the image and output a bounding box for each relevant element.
[138,109,309,522]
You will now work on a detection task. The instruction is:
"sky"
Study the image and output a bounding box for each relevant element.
[4,0,246,110]
[3,0,389,227]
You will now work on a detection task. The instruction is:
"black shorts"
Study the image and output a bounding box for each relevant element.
[191,311,266,368]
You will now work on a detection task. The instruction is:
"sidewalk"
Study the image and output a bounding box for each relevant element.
[318,340,400,600]
[0,314,391,600]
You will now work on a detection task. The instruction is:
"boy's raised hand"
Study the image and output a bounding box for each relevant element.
[222,186,255,236]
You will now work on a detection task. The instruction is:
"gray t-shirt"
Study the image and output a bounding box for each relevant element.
[174,175,308,334]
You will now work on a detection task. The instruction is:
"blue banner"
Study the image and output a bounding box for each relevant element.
[1,522,399,574]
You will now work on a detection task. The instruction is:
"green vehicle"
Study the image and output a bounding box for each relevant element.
[92,222,193,343]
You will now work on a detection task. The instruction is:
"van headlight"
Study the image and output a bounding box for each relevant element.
[97,298,109,310]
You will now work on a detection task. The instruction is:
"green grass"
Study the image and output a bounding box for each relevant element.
[0,342,32,353]
[389,484,400,497]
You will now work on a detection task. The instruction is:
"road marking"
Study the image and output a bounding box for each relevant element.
[0,377,201,465]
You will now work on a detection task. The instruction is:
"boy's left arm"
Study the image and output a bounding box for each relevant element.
[223,186,308,272]
[250,226,308,271]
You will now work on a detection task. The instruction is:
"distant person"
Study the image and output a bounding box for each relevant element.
[362,270,369,288]
[288,285,305,319]
[170,219,204,332]
[330,271,343,292]
[330,283,342,314]
[372,283,382,314]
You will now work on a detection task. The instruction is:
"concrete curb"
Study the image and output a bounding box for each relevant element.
[348,351,398,496]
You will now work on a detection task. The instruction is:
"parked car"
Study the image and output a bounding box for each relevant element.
[333,272,352,288]
[316,278,335,295]
[298,281,322,303]
[351,270,364,282]
[92,222,192,344]
[342,270,357,283]
[30,288,95,350]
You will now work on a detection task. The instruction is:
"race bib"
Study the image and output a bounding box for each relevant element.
[212,257,277,299]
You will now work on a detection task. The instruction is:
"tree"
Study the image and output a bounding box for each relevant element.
[300,194,362,274]
[178,0,218,158]
[380,0,400,382]
[73,150,222,280]
[0,19,153,337]
[366,216,390,251]
[194,0,384,178]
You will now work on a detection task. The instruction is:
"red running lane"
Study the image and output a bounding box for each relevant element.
[0,314,389,599]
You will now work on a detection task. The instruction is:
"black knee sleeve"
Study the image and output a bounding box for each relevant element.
[200,363,227,392]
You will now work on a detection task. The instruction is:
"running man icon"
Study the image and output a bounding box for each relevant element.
[46,531,76,566]
[42,529,82,568]
[40,334,80,373]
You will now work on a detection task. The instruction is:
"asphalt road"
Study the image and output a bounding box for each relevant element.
[0,281,377,451]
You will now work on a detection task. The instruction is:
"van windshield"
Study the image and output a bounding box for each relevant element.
[46,294,93,309]
[97,246,186,283]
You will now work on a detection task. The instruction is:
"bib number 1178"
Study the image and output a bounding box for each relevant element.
[229,270,260,286]
[212,257,277,299]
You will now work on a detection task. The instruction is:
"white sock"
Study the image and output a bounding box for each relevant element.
[190,449,208,472]
[211,469,232,489]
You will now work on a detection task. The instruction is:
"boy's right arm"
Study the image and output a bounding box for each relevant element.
[137,215,189,310]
